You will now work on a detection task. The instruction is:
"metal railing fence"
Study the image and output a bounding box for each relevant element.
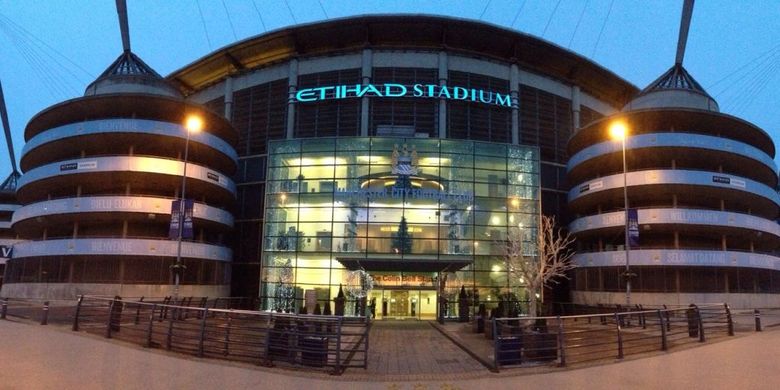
[493,303,734,370]
[70,295,370,375]
[0,297,75,325]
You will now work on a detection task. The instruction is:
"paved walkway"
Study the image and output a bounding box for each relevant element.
[1,319,779,389]
[361,321,485,380]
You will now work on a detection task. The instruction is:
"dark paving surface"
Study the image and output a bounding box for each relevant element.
[360,320,487,380]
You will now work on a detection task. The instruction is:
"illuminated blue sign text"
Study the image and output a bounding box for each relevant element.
[295,83,512,107]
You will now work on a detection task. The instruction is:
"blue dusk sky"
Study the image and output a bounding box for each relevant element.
[0,0,778,177]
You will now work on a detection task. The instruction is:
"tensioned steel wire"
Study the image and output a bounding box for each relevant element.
[0,12,91,100]
[709,44,780,116]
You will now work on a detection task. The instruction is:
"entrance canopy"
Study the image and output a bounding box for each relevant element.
[336,254,471,273]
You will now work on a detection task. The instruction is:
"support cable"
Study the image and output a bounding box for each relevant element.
[568,0,590,49]
[541,0,562,38]
[715,49,778,104]
[195,0,213,50]
[590,0,615,59]
[251,0,268,32]
[730,56,780,115]
[709,44,780,92]
[0,22,73,99]
[318,0,329,19]
[0,12,93,81]
[479,0,492,20]
[509,0,527,28]
[220,0,238,41]
[284,0,297,24]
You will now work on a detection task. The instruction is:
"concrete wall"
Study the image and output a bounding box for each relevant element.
[572,290,780,310]
[0,283,230,300]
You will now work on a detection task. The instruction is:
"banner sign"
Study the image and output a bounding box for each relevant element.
[295,83,512,107]
[712,175,746,188]
[59,160,98,172]
[627,208,639,249]
[0,245,12,258]
[169,199,195,239]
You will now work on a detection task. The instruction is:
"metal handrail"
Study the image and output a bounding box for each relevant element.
[69,295,371,375]
[491,303,735,371]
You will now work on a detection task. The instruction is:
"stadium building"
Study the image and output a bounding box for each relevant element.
[164,15,635,316]
[2,12,778,311]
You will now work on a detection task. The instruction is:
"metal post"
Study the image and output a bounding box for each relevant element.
[146,304,156,348]
[223,315,231,356]
[724,303,734,336]
[197,308,208,357]
[105,299,115,338]
[493,319,500,369]
[172,126,194,301]
[166,307,175,350]
[663,304,671,331]
[41,301,50,325]
[696,307,705,342]
[72,295,83,331]
[557,315,566,367]
[134,296,144,325]
[658,310,667,351]
[755,309,762,332]
[363,315,369,369]
[621,134,631,307]
[615,312,624,359]
[334,317,343,375]
[1,297,8,319]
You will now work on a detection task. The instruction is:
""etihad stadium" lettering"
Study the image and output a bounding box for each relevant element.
[295,83,512,107]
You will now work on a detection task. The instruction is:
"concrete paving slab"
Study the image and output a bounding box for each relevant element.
[1,319,779,389]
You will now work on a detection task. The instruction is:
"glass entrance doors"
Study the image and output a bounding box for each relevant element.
[368,289,437,320]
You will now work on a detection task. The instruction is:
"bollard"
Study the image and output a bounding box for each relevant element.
[557,316,566,367]
[197,308,208,357]
[724,303,734,336]
[166,307,175,350]
[41,301,50,325]
[658,310,668,351]
[615,312,624,359]
[146,304,157,348]
[134,296,144,325]
[755,309,762,332]
[72,295,84,331]
[223,315,232,356]
[1,297,8,319]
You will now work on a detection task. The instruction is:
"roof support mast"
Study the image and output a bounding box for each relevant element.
[675,0,695,65]
[116,0,131,52]
[0,81,18,175]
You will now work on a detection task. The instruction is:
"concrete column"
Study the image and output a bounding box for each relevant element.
[510,64,520,145]
[572,85,581,130]
[360,49,372,136]
[224,76,235,120]
[286,59,299,139]
[438,51,448,139]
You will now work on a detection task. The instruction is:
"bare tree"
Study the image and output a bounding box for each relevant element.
[503,215,576,317]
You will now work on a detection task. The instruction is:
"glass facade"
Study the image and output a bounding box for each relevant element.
[260,137,539,318]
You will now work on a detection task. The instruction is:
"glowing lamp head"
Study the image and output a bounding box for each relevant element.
[609,121,628,140]
[185,115,203,133]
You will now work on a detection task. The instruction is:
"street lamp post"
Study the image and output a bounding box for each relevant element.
[609,121,632,307]
[172,115,203,302]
